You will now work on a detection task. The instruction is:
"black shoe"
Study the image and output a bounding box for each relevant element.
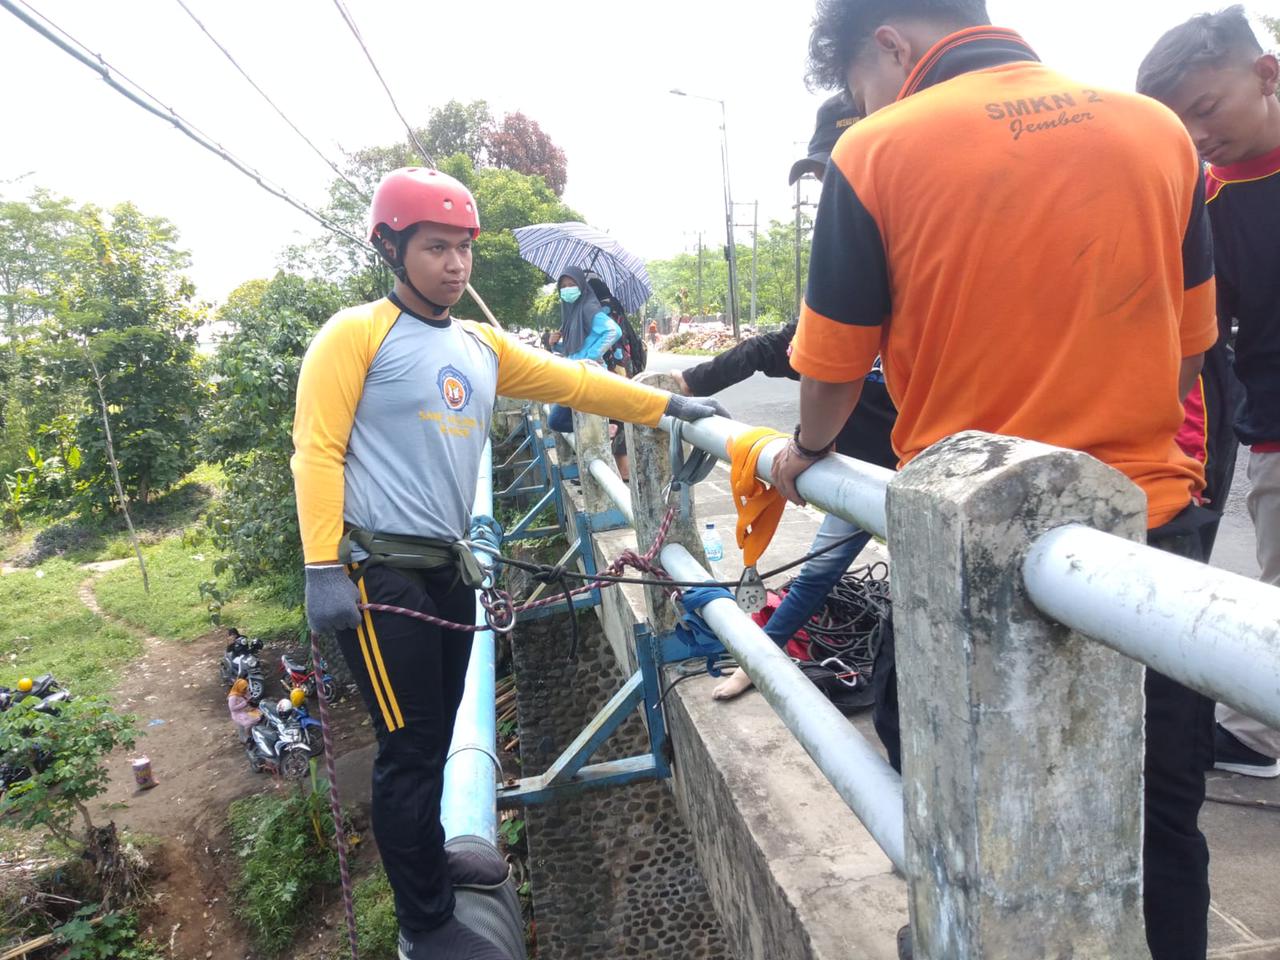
[398,918,507,960]
[897,924,913,959]
[1214,723,1280,779]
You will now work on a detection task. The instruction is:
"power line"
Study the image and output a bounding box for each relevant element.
[328,0,435,167]
[172,0,369,203]
[0,0,372,251]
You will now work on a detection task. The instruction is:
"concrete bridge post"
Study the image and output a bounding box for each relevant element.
[886,431,1150,959]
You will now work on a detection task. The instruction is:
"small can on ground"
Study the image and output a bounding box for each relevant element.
[131,756,157,790]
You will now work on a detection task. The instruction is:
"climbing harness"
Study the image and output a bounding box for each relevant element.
[339,528,490,589]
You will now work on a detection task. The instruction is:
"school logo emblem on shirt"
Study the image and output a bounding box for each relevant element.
[437,365,472,411]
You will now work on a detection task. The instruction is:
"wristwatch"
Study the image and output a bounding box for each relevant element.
[791,425,834,460]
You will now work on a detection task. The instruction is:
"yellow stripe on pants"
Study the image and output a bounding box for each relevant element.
[356,574,406,731]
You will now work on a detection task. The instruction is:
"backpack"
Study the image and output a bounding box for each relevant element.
[584,271,647,377]
[616,313,648,378]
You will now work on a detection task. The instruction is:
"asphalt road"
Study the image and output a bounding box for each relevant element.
[648,349,1261,579]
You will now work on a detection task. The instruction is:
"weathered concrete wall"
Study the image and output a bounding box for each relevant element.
[511,604,731,960]
[571,497,908,960]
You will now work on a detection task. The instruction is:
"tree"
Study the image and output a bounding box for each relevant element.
[0,194,206,522]
[287,145,580,328]
[647,219,813,327]
[201,273,343,591]
[0,696,141,907]
[448,157,581,323]
[417,99,494,167]
[753,217,813,324]
[53,203,206,507]
[1265,15,1279,45]
[489,111,568,196]
[0,190,84,479]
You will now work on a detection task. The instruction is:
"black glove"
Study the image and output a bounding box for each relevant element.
[665,394,730,422]
[304,564,362,635]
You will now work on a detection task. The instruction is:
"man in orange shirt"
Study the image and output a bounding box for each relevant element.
[774,3,1218,958]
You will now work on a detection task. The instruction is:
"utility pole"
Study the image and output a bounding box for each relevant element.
[669,89,740,338]
[750,200,758,327]
[794,178,804,319]
[720,101,741,339]
[697,232,704,321]
[793,176,817,320]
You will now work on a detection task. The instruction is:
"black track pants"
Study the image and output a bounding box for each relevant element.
[336,564,476,934]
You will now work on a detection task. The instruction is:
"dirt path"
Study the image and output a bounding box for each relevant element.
[71,575,374,959]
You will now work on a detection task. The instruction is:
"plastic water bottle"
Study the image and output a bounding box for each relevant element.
[701,522,724,563]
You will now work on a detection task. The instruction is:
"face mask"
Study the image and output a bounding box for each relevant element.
[560,286,582,304]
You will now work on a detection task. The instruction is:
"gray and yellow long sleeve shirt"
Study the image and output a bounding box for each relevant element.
[291,297,668,564]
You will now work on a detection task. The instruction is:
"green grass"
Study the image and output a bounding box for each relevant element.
[1,464,224,567]
[227,788,339,955]
[353,867,398,958]
[94,532,300,644]
[0,559,140,695]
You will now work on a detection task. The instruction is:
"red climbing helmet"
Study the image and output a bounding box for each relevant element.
[368,168,480,242]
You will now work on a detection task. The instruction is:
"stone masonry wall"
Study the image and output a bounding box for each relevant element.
[513,609,733,960]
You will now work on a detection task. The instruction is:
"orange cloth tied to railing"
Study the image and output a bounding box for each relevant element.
[729,427,789,568]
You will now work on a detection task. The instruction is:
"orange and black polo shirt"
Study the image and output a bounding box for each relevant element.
[792,27,1217,528]
[1205,143,1280,449]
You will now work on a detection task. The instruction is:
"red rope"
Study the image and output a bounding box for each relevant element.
[310,630,359,960]
[360,504,681,632]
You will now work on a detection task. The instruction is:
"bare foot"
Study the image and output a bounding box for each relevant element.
[712,667,754,700]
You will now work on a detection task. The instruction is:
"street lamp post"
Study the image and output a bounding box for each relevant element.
[671,88,741,339]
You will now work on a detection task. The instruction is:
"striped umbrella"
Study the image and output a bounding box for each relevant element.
[512,221,653,314]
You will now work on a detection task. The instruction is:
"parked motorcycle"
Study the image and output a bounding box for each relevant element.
[279,652,335,703]
[219,629,265,704]
[289,701,325,755]
[1,674,62,709]
[244,698,311,779]
[0,681,70,792]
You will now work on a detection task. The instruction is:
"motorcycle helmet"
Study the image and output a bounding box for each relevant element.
[276,698,293,715]
[17,677,33,693]
[289,688,306,709]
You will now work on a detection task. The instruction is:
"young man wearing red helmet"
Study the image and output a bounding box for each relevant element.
[292,168,725,960]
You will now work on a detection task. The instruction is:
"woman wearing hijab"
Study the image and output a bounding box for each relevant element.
[547,266,623,434]
[227,677,261,737]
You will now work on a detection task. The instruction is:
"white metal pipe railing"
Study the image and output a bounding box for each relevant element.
[660,544,907,872]
[1025,524,1280,731]
[660,413,1280,728]
[554,407,1280,869]
[555,411,906,867]
[660,415,892,538]
[589,457,635,527]
[441,441,499,844]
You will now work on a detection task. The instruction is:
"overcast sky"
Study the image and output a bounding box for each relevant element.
[0,1,1273,305]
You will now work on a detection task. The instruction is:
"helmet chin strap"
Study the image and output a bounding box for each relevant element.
[390,263,450,317]
[379,230,449,317]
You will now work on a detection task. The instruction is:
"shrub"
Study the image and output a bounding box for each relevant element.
[226,787,339,954]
